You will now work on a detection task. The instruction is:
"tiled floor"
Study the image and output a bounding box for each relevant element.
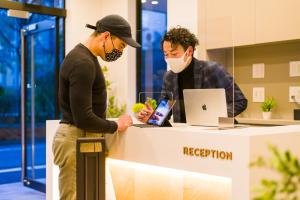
[0,182,45,200]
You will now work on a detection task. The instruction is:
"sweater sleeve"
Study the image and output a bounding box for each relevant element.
[209,63,248,117]
[68,59,117,133]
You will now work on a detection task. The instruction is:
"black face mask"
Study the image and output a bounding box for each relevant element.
[103,37,123,62]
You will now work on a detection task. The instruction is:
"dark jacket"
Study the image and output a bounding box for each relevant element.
[161,58,248,123]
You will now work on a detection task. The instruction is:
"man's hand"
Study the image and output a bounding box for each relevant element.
[137,103,154,123]
[116,114,133,132]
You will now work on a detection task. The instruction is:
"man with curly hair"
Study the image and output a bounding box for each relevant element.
[138,27,247,123]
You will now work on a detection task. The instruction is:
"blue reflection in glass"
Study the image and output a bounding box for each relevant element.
[0,8,64,184]
[140,0,167,103]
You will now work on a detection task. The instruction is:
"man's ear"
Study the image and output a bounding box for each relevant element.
[187,46,194,56]
[102,31,111,40]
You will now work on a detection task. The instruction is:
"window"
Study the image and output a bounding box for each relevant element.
[137,0,167,103]
[0,2,65,190]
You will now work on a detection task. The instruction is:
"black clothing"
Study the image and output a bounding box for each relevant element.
[177,60,195,123]
[161,57,248,123]
[86,14,141,48]
[59,44,117,133]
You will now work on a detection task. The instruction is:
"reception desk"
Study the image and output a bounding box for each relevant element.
[46,120,300,200]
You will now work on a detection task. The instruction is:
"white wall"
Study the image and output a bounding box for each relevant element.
[167,0,199,58]
[198,0,208,60]
[65,0,103,53]
[65,0,137,114]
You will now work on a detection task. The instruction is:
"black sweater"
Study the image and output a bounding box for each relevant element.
[59,44,117,133]
[178,60,195,123]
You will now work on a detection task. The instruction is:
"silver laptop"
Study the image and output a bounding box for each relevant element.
[183,89,228,126]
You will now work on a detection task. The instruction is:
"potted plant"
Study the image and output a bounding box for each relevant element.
[250,145,300,200]
[261,97,276,120]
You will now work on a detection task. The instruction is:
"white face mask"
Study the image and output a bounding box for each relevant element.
[165,51,192,73]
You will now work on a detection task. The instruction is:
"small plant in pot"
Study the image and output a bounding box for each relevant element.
[261,97,276,120]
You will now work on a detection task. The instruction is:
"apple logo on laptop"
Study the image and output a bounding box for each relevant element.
[202,104,207,111]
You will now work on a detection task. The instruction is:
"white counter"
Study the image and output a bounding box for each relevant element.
[46,121,300,200]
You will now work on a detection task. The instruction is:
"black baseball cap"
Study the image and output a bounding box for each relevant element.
[86,14,141,48]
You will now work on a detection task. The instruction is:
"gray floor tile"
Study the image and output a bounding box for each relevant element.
[0,182,45,200]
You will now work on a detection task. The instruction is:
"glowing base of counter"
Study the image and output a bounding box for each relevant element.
[107,158,231,200]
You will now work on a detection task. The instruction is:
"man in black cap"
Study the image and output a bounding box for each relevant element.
[52,14,140,200]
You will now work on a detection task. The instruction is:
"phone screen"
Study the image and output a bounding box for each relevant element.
[147,99,175,126]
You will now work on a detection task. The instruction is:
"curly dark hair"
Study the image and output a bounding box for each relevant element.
[161,27,199,51]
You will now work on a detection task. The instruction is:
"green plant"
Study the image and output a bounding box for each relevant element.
[250,144,300,200]
[101,66,111,90]
[101,66,126,118]
[145,97,157,110]
[131,103,145,113]
[131,97,157,113]
[261,97,276,112]
[107,96,127,118]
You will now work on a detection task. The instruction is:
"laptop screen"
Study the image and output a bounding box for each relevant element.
[147,99,175,126]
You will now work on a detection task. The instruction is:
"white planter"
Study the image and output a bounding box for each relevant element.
[262,112,272,120]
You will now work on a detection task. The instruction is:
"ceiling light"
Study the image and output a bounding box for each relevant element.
[151,0,159,5]
[7,9,29,19]
[141,0,147,3]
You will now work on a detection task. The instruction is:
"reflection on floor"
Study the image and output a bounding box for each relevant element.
[0,141,46,184]
[0,182,45,200]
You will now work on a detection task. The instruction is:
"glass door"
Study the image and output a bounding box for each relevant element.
[137,0,167,102]
[21,18,58,192]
